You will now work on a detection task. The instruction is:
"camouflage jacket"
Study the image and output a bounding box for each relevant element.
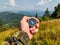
[3,31,30,45]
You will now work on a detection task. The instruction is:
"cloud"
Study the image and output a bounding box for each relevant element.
[36,0,47,6]
[36,0,52,6]
[48,0,52,2]
[9,0,15,7]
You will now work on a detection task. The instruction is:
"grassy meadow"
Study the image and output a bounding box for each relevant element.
[0,19,60,45]
[0,27,18,45]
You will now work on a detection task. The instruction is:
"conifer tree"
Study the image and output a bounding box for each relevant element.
[42,8,50,20]
[35,12,38,18]
[51,4,60,18]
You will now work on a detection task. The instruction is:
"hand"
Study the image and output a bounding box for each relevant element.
[20,16,40,40]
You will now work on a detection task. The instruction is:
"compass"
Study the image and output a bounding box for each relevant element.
[28,18,36,26]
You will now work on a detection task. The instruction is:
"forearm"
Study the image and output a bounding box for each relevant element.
[18,31,30,45]
[8,31,30,45]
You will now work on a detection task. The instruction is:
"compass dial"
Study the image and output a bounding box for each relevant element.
[28,18,36,26]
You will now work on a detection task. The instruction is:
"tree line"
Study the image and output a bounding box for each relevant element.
[35,3,60,21]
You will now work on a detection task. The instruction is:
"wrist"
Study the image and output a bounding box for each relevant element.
[20,30,33,40]
[27,32,33,40]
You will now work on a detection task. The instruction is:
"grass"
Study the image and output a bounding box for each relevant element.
[30,19,60,45]
[0,19,60,45]
[0,27,18,45]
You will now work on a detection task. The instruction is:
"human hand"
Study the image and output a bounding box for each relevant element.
[20,16,40,40]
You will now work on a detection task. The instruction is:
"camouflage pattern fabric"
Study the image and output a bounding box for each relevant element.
[3,31,30,45]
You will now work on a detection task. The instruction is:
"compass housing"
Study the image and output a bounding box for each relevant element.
[28,18,36,26]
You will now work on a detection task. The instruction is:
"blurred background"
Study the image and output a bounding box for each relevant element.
[0,0,60,45]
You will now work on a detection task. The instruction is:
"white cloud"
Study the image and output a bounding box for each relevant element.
[36,0,47,6]
[9,0,15,7]
[48,0,52,2]
[36,0,53,6]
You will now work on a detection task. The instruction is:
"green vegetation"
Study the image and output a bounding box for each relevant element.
[0,12,24,27]
[0,20,3,26]
[42,8,51,21]
[35,12,38,18]
[29,19,60,45]
[39,4,60,21]
[0,19,60,45]
[0,27,18,45]
[51,4,60,18]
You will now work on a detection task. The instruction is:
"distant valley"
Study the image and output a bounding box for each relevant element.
[17,10,53,17]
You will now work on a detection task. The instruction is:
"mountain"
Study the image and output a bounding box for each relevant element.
[18,10,53,17]
[0,12,24,27]
[18,10,44,16]
[0,11,39,27]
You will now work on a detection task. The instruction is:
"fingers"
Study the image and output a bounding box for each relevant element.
[36,23,40,28]
[30,28,38,33]
[20,16,40,28]
[20,16,30,22]
[29,26,38,34]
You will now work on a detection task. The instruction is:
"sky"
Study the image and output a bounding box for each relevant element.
[0,0,60,11]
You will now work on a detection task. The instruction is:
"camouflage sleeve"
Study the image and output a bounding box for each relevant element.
[13,31,30,45]
[3,31,30,45]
